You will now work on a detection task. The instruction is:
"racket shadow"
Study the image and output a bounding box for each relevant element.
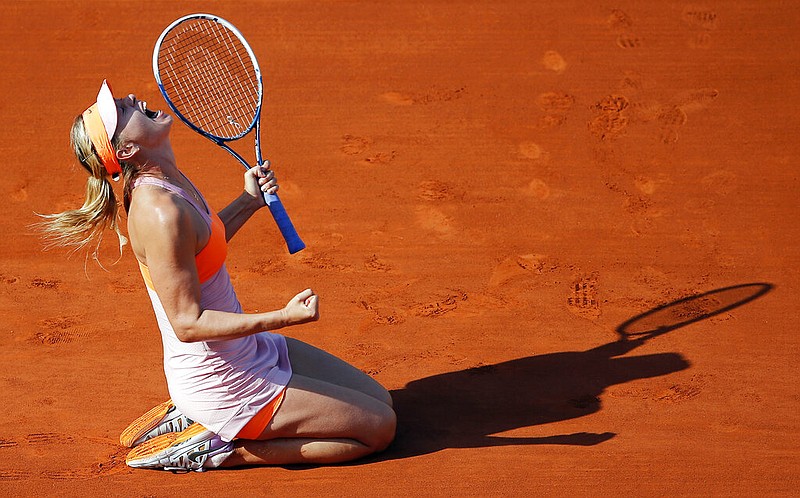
[376,282,773,462]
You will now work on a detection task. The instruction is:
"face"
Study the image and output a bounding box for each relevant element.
[113,93,172,150]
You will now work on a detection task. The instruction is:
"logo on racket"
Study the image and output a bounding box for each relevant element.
[226,115,241,128]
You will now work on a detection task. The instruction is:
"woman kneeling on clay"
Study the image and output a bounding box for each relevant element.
[40,80,395,471]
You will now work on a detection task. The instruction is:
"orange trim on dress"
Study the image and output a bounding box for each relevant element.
[235,388,287,440]
[138,210,228,290]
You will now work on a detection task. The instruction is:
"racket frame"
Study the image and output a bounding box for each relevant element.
[152,13,305,254]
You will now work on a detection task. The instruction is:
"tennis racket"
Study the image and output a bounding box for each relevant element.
[152,13,305,254]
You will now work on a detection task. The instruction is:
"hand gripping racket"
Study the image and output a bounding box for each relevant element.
[153,13,305,254]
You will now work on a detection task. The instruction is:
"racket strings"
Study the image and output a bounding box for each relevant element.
[157,19,260,139]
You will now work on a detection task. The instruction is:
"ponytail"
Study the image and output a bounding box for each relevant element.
[37,115,128,262]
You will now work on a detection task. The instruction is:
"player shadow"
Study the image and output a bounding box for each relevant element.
[378,282,773,461]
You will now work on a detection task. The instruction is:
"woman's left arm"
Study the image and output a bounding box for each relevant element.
[217,163,277,241]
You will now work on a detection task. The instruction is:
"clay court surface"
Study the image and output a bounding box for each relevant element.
[1,0,798,495]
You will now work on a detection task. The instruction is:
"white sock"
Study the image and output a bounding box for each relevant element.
[205,442,235,469]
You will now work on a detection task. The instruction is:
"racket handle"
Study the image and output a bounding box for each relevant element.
[263,193,305,254]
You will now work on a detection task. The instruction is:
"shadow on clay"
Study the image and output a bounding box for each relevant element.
[378,283,773,461]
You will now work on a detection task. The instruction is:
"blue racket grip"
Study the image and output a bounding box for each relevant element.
[263,192,305,254]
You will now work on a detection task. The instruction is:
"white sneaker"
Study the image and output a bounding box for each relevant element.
[120,399,193,448]
[125,423,234,472]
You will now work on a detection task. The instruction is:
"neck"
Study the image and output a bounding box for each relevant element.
[133,146,180,180]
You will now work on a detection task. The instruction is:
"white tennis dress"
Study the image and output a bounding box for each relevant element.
[134,176,292,442]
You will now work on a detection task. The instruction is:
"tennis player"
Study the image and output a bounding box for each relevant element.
[40,81,396,471]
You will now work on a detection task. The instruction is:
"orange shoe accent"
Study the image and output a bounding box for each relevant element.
[125,422,207,464]
[119,399,192,448]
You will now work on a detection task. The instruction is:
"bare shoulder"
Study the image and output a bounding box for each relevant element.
[127,185,197,259]
[129,185,188,231]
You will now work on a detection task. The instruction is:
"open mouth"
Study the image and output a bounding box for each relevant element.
[144,106,161,120]
[140,101,160,120]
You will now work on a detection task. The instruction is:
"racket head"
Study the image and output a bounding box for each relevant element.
[615,283,773,341]
[152,13,263,142]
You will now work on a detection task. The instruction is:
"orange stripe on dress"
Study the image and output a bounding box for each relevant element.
[139,211,228,290]
[235,389,286,440]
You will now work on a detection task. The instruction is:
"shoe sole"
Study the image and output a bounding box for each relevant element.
[125,422,209,467]
[120,400,178,447]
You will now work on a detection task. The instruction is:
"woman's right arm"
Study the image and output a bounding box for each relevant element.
[131,192,318,343]
[217,163,277,242]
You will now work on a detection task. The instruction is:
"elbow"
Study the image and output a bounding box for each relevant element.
[174,330,198,343]
[172,318,203,343]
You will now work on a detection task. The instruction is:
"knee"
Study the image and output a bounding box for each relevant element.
[363,377,393,408]
[378,388,394,408]
[368,405,397,453]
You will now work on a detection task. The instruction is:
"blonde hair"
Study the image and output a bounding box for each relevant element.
[37,115,133,262]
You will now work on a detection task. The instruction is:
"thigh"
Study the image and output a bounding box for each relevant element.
[285,337,392,406]
[258,373,395,449]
